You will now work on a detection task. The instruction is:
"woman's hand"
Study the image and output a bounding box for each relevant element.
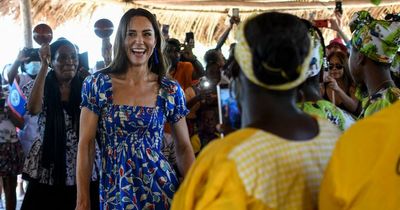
[39,43,51,66]
[7,108,24,129]
[328,18,340,32]
[75,202,90,210]
[325,76,341,92]
[17,48,31,63]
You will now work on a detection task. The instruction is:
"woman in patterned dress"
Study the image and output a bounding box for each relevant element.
[76,8,195,210]
[298,19,355,131]
[20,38,100,210]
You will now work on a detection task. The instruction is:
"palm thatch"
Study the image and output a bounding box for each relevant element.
[1,0,399,46]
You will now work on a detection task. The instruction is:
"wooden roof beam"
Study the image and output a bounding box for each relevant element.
[132,0,400,11]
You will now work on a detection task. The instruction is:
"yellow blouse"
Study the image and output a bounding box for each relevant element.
[172,119,341,210]
[319,101,400,210]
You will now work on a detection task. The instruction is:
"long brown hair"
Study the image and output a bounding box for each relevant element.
[107,8,166,84]
[328,51,354,92]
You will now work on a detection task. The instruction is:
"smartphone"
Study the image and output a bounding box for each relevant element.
[162,24,170,35]
[335,1,343,15]
[232,8,239,18]
[217,83,241,137]
[185,32,195,48]
[314,19,329,28]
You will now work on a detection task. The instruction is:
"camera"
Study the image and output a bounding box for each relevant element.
[23,48,40,62]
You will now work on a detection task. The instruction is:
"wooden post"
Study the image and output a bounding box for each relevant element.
[20,0,33,48]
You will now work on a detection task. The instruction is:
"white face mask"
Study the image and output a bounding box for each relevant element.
[24,62,40,75]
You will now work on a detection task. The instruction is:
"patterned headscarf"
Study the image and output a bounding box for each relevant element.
[350,10,400,64]
[234,14,313,91]
[307,28,324,78]
[391,51,400,76]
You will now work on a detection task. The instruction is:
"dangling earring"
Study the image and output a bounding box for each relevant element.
[153,49,159,65]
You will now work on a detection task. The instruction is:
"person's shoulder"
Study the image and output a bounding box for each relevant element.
[346,101,400,137]
[84,70,110,84]
[316,117,343,137]
[178,61,193,67]
[91,70,109,79]
[178,61,194,70]
[197,128,260,162]
[160,76,182,91]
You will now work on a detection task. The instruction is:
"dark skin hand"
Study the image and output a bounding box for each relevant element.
[0,105,24,129]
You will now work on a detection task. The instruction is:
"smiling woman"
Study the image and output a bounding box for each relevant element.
[20,38,100,210]
[76,8,195,210]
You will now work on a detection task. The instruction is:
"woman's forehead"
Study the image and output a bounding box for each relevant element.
[128,16,154,30]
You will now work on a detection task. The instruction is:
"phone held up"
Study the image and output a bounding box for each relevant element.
[232,8,239,18]
[335,1,343,15]
[184,32,195,49]
[162,24,170,37]
[314,1,342,28]
[217,83,241,138]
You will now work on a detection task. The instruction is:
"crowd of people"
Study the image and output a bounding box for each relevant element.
[0,6,399,210]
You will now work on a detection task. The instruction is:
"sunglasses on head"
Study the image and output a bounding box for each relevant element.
[328,64,344,70]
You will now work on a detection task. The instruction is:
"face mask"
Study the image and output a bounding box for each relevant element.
[24,62,41,76]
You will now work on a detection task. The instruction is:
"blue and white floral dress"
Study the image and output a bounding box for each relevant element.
[81,72,189,210]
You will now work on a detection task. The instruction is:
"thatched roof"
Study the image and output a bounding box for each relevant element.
[1,0,400,46]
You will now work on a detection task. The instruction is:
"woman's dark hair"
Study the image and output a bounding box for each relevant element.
[196,103,218,124]
[165,38,181,52]
[223,44,241,80]
[244,12,310,86]
[328,51,354,91]
[50,38,77,63]
[108,8,166,83]
[204,49,220,67]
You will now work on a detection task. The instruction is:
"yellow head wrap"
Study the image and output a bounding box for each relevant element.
[234,14,313,91]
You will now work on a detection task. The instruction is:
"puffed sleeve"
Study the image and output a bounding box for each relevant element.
[164,79,189,124]
[80,73,107,116]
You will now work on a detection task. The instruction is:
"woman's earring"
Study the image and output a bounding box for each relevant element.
[154,49,159,65]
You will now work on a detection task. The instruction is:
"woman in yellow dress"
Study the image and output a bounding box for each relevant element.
[172,12,341,210]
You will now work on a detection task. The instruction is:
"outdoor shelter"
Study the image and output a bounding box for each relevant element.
[1,0,399,48]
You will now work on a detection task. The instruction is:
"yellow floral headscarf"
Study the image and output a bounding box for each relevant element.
[234,14,313,91]
[350,10,400,64]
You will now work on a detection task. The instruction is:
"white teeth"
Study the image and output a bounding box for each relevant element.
[132,49,145,53]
